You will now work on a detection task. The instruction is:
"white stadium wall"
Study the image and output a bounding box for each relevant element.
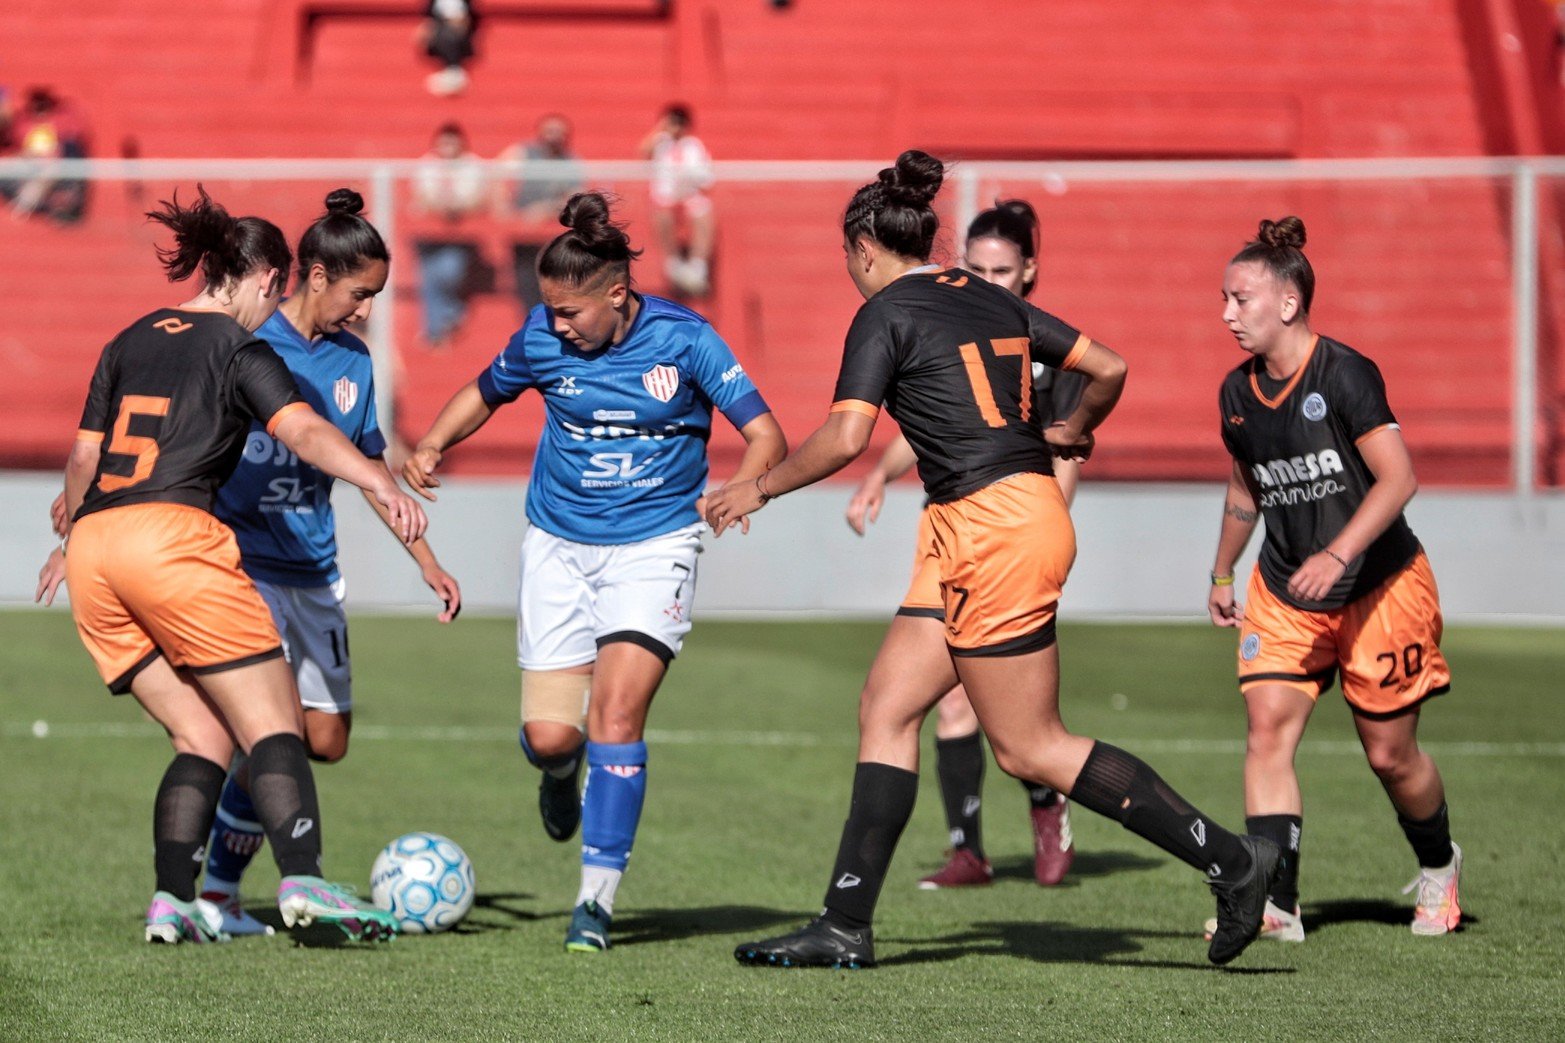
[4,473,1561,623]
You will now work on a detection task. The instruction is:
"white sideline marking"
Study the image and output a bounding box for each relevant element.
[3,721,1564,758]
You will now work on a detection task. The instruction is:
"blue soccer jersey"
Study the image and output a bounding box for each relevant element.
[478,294,769,545]
[214,310,386,587]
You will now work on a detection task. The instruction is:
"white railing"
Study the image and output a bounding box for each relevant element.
[3,155,1560,495]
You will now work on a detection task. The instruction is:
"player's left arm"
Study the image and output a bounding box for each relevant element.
[707,409,875,536]
[1286,426,1417,603]
[358,458,462,622]
[61,437,100,531]
[1046,340,1127,462]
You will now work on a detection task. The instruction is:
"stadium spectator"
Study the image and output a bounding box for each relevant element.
[403,192,785,953]
[710,150,1279,969]
[1207,216,1464,941]
[640,104,715,298]
[421,0,480,97]
[0,85,13,151]
[499,113,586,313]
[1,86,88,223]
[412,122,487,350]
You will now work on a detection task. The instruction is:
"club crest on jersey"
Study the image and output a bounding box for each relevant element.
[642,364,681,403]
[1241,634,1261,661]
[1302,392,1327,422]
[333,377,358,414]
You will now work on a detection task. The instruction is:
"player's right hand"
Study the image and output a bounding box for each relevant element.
[35,547,66,606]
[1208,583,1244,628]
[845,473,886,536]
[402,446,444,502]
[375,482,428,545]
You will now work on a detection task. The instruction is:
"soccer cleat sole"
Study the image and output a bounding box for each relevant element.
[733,947,874,970]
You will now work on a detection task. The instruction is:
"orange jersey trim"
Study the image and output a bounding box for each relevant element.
[76,429,105,444]
[1061,334,1091,372]
[264,401,312,436]
[1355,422,1401,446]
[830,399,880,420]
[1249,334,1320,409]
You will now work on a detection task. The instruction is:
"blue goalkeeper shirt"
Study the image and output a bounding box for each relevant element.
[478,294,769,545]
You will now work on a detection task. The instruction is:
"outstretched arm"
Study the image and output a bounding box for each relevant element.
[401,380,498,502]
[359,457,462,622]
[706,409,874,536]
[272,408,426,545]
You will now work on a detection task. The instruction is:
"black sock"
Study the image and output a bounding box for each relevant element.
[1021,779,1058,808]
[934,731,985,859]
[249,733,324,879]
[1398,802,1454,868]
[1068,742,1249,880]
[1247,814,1302,909]
[820,763,919,931]
[152,753,227,901]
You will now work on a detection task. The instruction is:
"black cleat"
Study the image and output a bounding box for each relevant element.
[734,917,876,969]
[1207,834,1282,965]
[539,758,583,842]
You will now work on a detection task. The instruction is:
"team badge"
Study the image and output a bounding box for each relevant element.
[642,364,681,403]
[1241,634,1261,661]
[334,377,359,414]
[1302,392,1327,422]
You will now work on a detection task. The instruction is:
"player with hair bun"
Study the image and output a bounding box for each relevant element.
[40,186,423,943]
[845,198,1085,890]
[404,191,786,952]
[1208,216,1463,941]
[711,150,1278,968]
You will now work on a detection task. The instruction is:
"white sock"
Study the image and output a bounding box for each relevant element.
[576,865,623,915]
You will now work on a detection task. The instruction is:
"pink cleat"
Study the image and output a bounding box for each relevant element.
[1030,796,1075,887]
[917,847,994,890]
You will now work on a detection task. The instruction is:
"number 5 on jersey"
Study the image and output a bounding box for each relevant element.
[98,395,171,492]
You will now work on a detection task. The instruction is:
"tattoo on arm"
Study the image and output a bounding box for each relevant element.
[1225,502,1257,524]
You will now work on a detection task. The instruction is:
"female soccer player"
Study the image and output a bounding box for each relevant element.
[844,200,1083,890]
[55,187,424,943]
[403,192,785,952]
[197,188,462,934]
[1206,217,1462,940]
[709,151,1277,968]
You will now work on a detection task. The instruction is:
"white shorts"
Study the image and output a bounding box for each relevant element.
[517,524,702,671]
[254,577,352,714]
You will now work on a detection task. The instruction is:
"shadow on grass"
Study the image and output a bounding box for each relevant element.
[453,891,553,934]
[879,920,1296,974]
[1304,897,1476,935]
[989,849,1164,885]
[611,905,816,947]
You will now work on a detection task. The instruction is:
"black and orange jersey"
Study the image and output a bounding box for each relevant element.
[1219,334,1420,612]
[75,308,307,520]
[831,268,1090,503]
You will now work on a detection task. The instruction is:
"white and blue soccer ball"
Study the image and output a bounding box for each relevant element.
[370,832,475,934]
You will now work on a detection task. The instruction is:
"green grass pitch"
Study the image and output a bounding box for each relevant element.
[2,611,1561,1041]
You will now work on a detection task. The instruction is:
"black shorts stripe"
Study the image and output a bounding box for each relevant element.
[1239,667,1338,689]
[187,646,286,677]
[949,618,1057,659]
[1349,684,1452,720]
[895,606,945,620]
[108,647,165,695]
[597,630,675,666]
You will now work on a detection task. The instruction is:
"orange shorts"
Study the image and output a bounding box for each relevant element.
[1238,551,1450,715]
[911,472,1075,656]
[66,503,283,693]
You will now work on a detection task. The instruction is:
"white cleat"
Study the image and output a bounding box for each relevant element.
[1404,843,1462,936]
[201,891,275,937]
[1204,899,1305,943]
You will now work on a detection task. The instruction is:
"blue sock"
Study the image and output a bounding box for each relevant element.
[204,773,265,893]
[581,741,648,874]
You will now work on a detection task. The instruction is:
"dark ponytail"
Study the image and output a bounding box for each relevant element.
[966,199,1040,297]
[536,192,642,288]
[146,184,291,293]
[1232,216,1314,314]
[842,150,945,262]
[297,187,390,283]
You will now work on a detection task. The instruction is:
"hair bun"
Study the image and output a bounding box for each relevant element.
[877,149,944,208]
[1257,215,1306,250]
[324,188,365,216]
[560,192,613,237]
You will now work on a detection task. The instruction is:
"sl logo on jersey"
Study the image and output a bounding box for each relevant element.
[333,377,358,414]
[642,364,681,403]
[1302,392,1327,422]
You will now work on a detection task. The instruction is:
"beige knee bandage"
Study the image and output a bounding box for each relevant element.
[520,670,591,732]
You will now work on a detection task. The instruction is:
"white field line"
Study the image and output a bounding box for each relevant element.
[3,721,1564,758]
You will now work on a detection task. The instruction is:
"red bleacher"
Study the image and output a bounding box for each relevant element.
[1,0,1560,485]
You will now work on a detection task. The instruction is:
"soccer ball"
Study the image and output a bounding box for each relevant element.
[370,832,475,934]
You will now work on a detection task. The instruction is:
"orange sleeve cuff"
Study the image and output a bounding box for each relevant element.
[1354,422,1400,446]
[265,401,312,436]
[830,399,880,420]
[76,429,105,444]
[1061,334,1091,372]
